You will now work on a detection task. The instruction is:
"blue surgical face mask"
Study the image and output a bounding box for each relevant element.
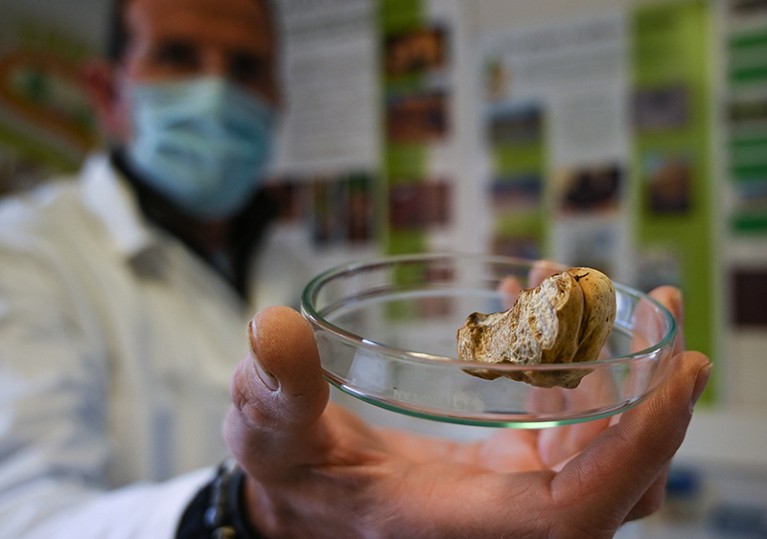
[125,77,276,219]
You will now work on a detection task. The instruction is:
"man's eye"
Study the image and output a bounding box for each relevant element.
[228,54,267,83]
[153,42,199,70]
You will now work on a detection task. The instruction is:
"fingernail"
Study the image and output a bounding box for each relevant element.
[691,363,712,405]
[248,320,279,392]
[252,350,279,391]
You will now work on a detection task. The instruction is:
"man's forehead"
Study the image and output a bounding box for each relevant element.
[125,0,274,40]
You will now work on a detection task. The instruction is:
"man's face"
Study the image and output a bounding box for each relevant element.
[102,0,279,139]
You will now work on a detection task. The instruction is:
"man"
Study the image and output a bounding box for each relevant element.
[0,0,305,536]
[0,0,711,537]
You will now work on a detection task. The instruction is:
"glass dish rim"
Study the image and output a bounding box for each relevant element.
[301,252,677,373]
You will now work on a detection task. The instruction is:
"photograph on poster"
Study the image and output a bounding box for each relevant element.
[266,173,375,247]
[642,153,693,215]
[554,224,616,276]
[491,234,540,261]
[632,84,689,133]
[489,174,542,212]
[486,101,543,145]
[0,15,98,194]
[553,162,623,214]
[384,25,447,78]
[731,179,767,231]
[347,174,376,243]
[730,267,767,326]
[386,90,449,143]
[312,174,376,245]
[729,98,767,125]
[263,180,306,223]
[635,246,683,293]
[388,180,450,230]
[728,0,767,16]
[0,51,96,150]
[311,178,347,245]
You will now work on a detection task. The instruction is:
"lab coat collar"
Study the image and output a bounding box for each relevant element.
[80,153,157,260]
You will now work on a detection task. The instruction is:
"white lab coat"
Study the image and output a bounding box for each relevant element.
[0,154,312,538]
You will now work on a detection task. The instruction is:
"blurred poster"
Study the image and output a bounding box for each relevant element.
[0,8,98,193]
[477,4,717,402]
[722,0,767,234]
[265,0,381,273]
[380,0,464,256]
[719,0,767,411]
[479,12,633,280]
[631,1,716,401]
[550,162,629,279]
[263,171,376,247]
[484,99,546,260]
[273,0,378,174]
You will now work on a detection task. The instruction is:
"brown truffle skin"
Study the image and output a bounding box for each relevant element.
[567,267,616,363]
[457,267,615,389]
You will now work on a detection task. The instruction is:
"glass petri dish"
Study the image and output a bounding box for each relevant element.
[301,253,677,428]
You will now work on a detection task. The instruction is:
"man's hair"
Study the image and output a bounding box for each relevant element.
[106,0,128,62]
[105,0,276,62]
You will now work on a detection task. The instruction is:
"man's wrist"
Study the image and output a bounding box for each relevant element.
[177,459,263,539]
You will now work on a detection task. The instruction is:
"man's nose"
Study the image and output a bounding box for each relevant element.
[201,50,230,79]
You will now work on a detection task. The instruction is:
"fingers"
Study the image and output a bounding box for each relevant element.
[498,276,523,309]
[532,366,616,468]
[624,463,670,522]
[552,350,711,524]
[535,285,681,470]
[527,259,562,289]
[649,286,686,355]
[649,286,683,322]
[224,306,329,479]
[498,260,562,310]
[537,415,611,470]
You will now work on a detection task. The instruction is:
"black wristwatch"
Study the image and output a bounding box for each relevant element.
[177,459,262,539]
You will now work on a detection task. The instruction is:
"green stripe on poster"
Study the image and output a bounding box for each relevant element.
[732,214,767,233]
[730,66,767,84]
[730,137,767,149]
[493,143,544,175]
[732,164,767,178]
[729,30,767,49]
[380,0,422,33]
[631,0,716,404]
[380,0,427,256]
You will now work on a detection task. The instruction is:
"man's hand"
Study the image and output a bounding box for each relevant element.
[224,287,710,538]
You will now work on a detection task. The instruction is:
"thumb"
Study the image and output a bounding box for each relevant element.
[552,350,711,524]
[224,306,329,478]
